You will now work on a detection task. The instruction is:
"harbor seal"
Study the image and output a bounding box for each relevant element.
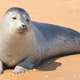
[0,7,80,74]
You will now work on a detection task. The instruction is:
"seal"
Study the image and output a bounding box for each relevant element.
[0,7,80,74]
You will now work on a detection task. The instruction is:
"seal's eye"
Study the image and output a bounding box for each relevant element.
[26,18,30,22]
[12,17,17,20]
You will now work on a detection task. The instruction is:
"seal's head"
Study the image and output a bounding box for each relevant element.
[2,7,31,35]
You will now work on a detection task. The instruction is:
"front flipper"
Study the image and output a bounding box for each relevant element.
[13,55,41,74]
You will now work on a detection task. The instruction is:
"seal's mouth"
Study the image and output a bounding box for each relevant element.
[17,25,28,34]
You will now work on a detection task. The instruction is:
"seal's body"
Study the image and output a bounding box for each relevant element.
[32,22,80,59]
[0,7,80,74]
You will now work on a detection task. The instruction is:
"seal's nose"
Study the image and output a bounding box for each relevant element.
[17,24,28,33]
[22,24,27,29]
[21,24,28,32]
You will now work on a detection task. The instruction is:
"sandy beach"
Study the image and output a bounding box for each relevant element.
[0,0,80,80]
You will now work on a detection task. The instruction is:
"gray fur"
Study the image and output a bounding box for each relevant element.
[0,7,80,74]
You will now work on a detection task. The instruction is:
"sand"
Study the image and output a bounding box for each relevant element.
[0,0,80,80]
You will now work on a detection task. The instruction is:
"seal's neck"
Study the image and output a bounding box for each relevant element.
[0,27,33,46]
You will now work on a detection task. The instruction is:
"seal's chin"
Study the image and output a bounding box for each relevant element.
[17,26,28,34]
[17,29,27,34]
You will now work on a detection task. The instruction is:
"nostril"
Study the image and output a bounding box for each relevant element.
[22,25,26,28]
[21,24,28,32]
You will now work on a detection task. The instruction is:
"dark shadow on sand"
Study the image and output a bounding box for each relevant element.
[36,57,61,71]
[36,53,80,71]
